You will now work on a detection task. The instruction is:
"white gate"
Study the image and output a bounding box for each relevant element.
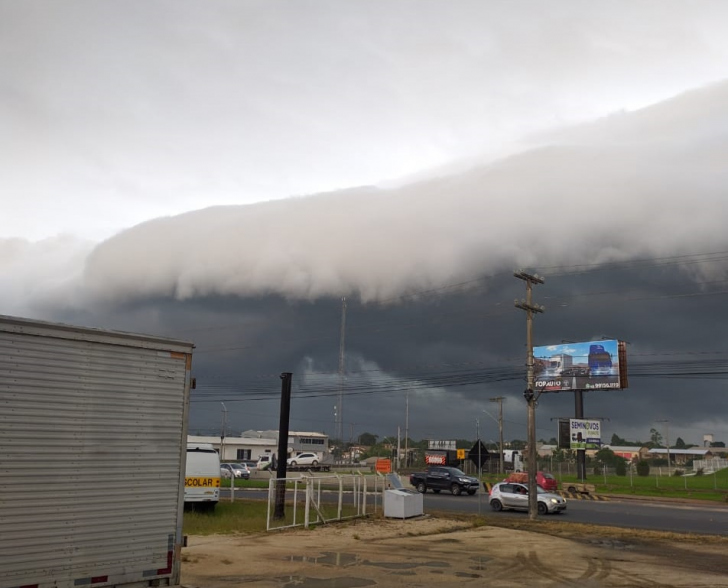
[266,473,384,531]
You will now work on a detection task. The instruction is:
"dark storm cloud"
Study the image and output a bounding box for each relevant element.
[3,81,728,445]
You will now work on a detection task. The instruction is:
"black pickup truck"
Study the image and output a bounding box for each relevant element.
[409,466,480,496]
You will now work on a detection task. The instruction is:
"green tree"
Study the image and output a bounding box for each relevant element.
[615,460,627,476]
[636,460,650,476]
[610,433,627,446]
[358,432,378,446]
[649,428,663,447]
[674,437,687,449]
[595,447,617,466]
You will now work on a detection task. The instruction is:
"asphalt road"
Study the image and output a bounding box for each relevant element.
[223,488,728,536]
[422,491,728,535]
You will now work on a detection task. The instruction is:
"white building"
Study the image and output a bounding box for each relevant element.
[188,430,329,463]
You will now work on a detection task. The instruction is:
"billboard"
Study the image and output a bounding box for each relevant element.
[428,440,456,450]
[533,339,628,392]
[570,419,602,450]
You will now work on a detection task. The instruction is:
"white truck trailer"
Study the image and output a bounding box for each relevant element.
[0,315,195,588]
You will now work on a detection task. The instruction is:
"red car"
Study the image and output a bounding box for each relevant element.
[504,471,558,492]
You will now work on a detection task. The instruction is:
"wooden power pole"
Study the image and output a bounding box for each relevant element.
[514,271,544,520]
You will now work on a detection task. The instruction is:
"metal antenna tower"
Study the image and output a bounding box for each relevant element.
[336,297,347,442]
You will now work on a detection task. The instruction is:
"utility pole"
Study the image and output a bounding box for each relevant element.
[477,417,481,515]
[490,396,505,475]
[336,297,347,444]
[220,402,227,461]
[657,419,670,472]
[514,270,545,520]
[405,390,409,468]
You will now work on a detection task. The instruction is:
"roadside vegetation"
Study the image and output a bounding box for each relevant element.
[184,501,268,535]
[477,466,728,502]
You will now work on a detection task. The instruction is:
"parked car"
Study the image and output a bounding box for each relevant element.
[286,452,319,467]
[504,471,558,492]
[489,482,566,515]
[221,463,250,479]
[241,460,258,471]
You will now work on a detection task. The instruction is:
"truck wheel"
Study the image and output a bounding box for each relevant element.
[312,460,318,466]
[490,499,503,512]
[416,482,427,493]
[537,502,548,515]
[567,486,576,493]
[451,484,462,496]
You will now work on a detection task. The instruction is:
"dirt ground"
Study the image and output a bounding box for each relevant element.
[180,514,728,587]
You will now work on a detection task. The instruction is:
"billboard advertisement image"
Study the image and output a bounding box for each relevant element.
[533,339,627,392]
[570,419,602,450]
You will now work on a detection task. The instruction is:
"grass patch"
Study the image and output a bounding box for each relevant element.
[183,500,269,535]
[183,498,367,535]
[220,478,271,489]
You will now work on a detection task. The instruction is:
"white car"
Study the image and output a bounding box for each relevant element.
[221,463,250,479]
[286,452,320,467]
[489,482,566,515]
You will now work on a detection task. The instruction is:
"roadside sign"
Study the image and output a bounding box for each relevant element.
[375,459,392,473]
[468,441,489,468]
[457,449,466,460]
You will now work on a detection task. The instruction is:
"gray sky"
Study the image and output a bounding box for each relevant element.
[2,1,728,447]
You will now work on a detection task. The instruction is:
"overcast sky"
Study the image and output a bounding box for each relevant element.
[2,1,728,448]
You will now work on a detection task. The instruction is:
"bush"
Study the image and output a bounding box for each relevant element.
[615,460,627,476]
[636,460,650,476]
[695,468,704,477]
[593,465,602,475]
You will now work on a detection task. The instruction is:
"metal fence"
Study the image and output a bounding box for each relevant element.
[266,472,385,531]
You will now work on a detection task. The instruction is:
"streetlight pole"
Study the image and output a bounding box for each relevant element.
[657,419,670,473]
[490,397,505,475]
[220,402,227,461]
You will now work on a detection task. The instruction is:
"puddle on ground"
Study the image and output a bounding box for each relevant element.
[455,572,482,578]
[287,552,360,567]
[286,552,451,572]
[586,539,635,550]
[363,559,450,570]
[469,555,492,570]
[279,576,375,588]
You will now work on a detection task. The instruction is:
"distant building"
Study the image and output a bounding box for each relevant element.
[188,430,329,463]
[647,448,712,465]
[604,445,648,462]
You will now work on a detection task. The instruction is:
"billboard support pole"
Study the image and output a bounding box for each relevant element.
[514,271,544,520]
[574,390,587,480]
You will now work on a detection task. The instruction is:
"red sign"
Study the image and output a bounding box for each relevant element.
[425,453,446,465]
[375,459,392,473]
